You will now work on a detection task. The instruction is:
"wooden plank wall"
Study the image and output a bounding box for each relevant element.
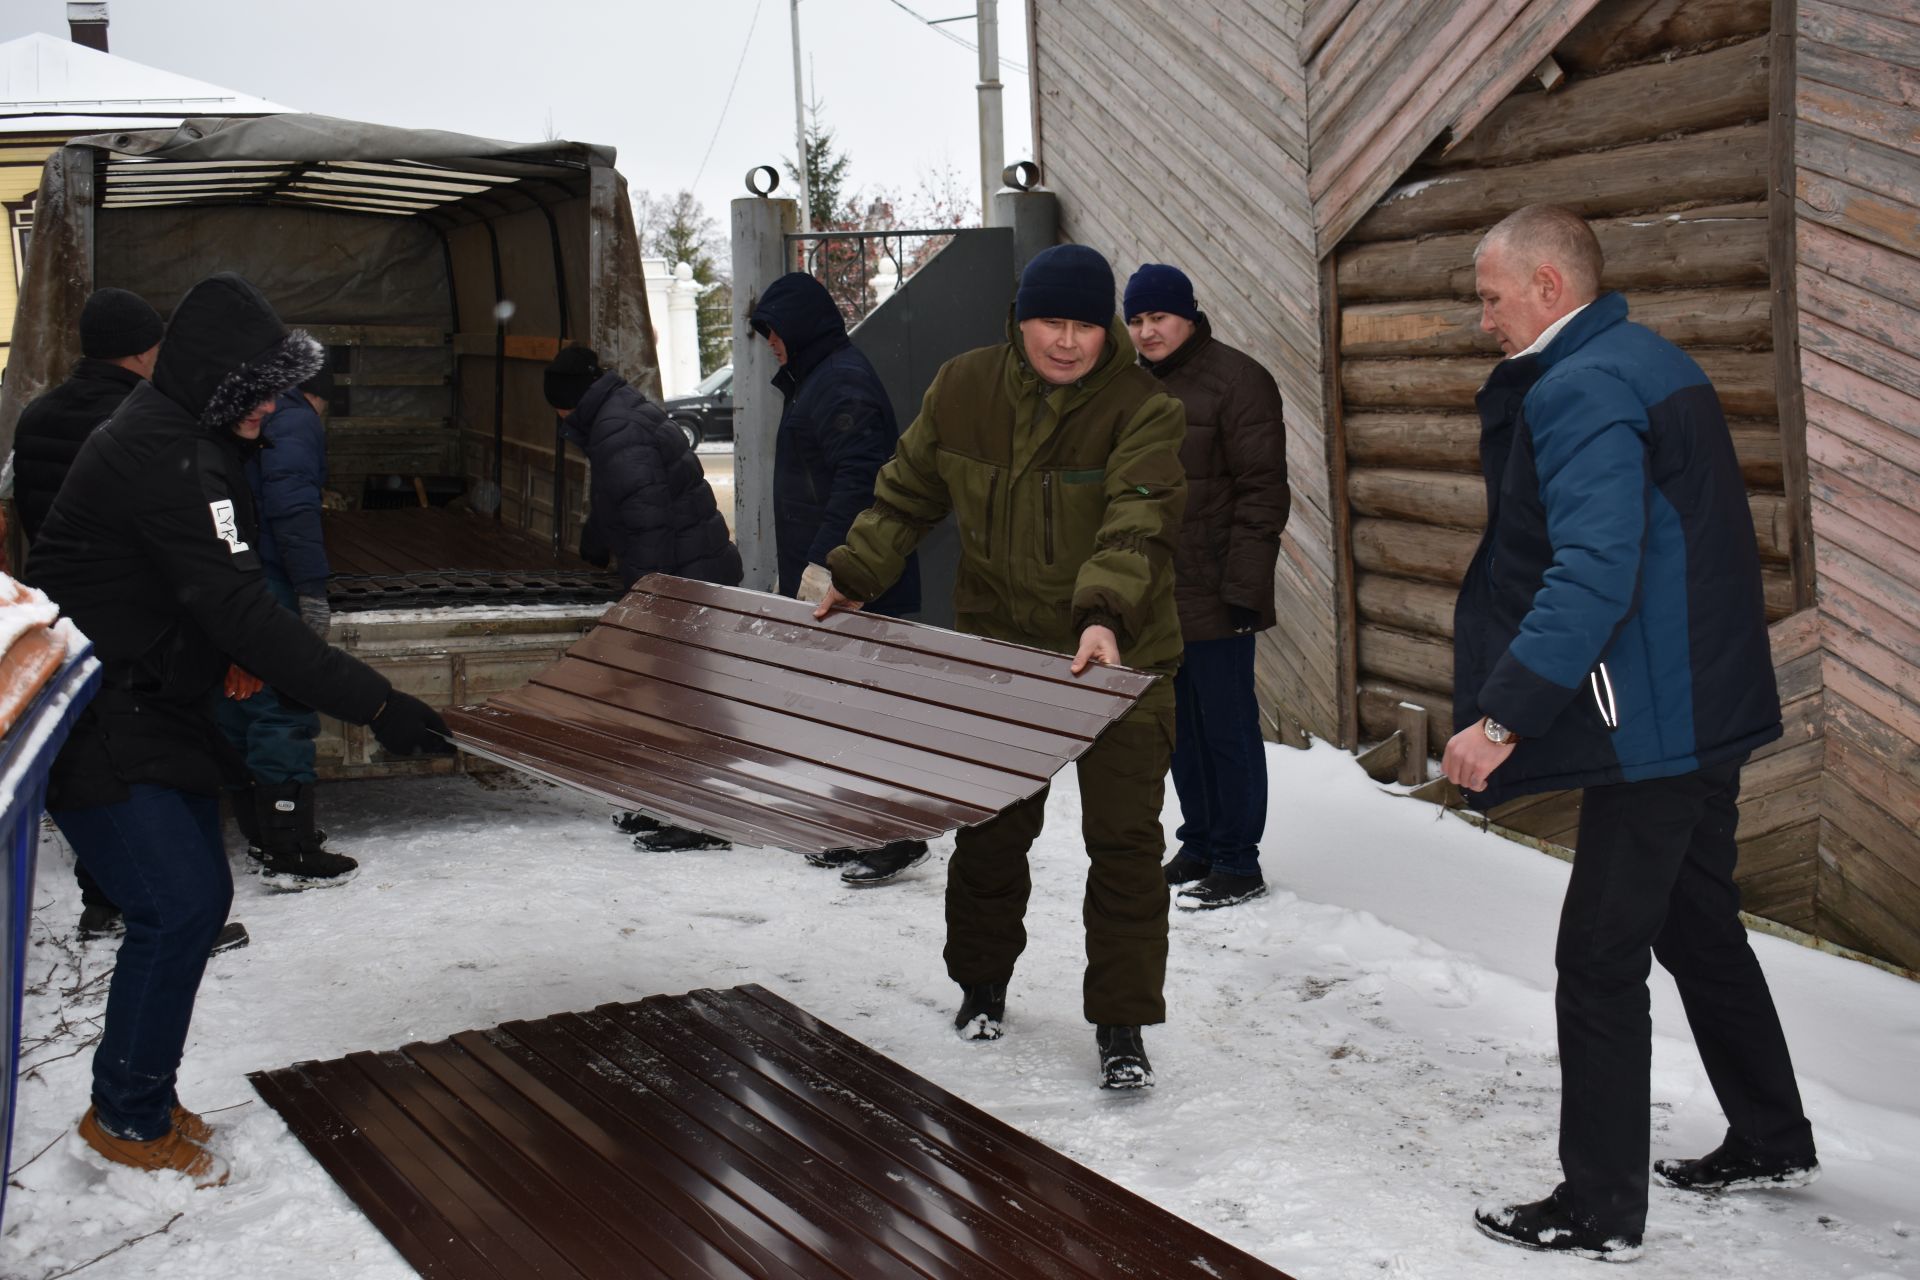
[1334,0,1784,756]
[1793,0,1920,970]
[1027,0,1349,744]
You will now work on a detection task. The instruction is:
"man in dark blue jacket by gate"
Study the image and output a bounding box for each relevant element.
[1449,205,1816,1263]
[750,271,925,886]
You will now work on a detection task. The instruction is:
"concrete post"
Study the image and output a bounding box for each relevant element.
[731,194,798,591]
[994,187,1059,278]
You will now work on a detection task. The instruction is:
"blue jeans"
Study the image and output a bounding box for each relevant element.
[214,573,320,785]
[51,786,232,1139]
[1170,633,1267,877]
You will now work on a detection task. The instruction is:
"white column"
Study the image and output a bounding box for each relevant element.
[641,256,678,395]
[665,262,702,395]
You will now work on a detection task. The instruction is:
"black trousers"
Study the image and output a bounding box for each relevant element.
[1555,759,1814,1234]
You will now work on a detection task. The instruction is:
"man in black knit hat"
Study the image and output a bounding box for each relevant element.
[12,287,166,939]
[32,272,454,1187]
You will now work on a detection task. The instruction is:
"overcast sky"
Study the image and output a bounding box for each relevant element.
[3,0,1034,228]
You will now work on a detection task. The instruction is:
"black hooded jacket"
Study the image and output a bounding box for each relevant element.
[564,372,742,589]
[30,273,392,808]
[750,273,918,615]
[11,358,144,545]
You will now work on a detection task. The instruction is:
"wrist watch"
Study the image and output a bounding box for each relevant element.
[1483,717,1516,745]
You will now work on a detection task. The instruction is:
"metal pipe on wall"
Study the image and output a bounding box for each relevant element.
[977,0,1004,228]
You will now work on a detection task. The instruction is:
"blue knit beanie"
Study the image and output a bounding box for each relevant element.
[1123,263,1199,322]
[1015,244,1114,327]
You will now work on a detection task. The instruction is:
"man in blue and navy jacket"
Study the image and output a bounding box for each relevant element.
[1450,205,1817,1262]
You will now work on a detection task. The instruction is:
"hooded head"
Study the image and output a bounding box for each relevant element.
[749,272,847,374]
[153,273,324,432]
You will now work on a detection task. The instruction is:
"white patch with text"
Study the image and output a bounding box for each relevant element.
[209,498,250,554]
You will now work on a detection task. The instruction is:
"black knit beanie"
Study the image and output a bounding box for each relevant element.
[1015,244,1114,327]
[1123,263,1200,322]
[543,345,603,410]
[79,287,164,359]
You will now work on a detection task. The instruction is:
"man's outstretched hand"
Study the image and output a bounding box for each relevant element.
[1070,624,1119,675]
[811,584,866,620]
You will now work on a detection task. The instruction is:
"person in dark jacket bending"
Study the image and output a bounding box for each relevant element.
[11,287,163,546]
[1450,206,1815,1262]
[11,287,166,939]
[1125,264,1289,912]
[31,272,453,1187]
[215,367,355,887]
[749,271,927,886]
[542,346,743,854]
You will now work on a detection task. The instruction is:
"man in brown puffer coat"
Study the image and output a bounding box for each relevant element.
[1125,264,1289,910]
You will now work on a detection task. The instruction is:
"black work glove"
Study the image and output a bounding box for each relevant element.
[578,523,611,569]
[1227,605,1261,635]
[370,691,455,757]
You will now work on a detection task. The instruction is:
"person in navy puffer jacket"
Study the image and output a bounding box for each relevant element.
[1451,205,1815,1263]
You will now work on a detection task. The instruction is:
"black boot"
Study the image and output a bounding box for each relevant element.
[251,782,359,890]
[1096,1025,1155,1089]
[1473,1187,1642,1261]
[840,840,929,886]
[804,848,864,869]
[612,810,660,836]
[77,901,125,941]
[634,824,730,852]
[1176,869,1267,911]
[1162,850,1209,885]
[1653,1133,1820,1192]
[952,981,1007,1041]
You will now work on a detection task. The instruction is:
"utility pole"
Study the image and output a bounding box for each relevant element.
[976,0,1004,227]
[790,0,813,233]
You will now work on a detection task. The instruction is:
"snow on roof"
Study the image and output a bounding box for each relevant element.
[0,31,291,135]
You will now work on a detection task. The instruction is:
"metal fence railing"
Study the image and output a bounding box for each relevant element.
[785,228,963,329]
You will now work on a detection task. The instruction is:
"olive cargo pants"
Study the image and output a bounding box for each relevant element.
[943,681,1174,1026]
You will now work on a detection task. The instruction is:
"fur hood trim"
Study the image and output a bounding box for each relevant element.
[199,330,325,430]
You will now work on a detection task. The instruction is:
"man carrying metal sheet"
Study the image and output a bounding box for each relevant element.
[1449,205,1817,1261]
[750,270,927,888]
[815,244,1187,1090]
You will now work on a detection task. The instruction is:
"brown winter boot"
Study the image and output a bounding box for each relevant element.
[171,1104,213,1146]
[78,1106,229,1188]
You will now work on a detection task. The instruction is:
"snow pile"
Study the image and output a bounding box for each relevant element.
[3,743,1917,1278]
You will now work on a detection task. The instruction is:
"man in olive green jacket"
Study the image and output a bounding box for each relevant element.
[815,243,1187,1089]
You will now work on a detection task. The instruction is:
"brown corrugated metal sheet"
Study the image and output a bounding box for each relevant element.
[324,509,621,610]
[443,575,1159,855]
[252,984,1295,1280]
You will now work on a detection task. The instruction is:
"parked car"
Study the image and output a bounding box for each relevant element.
[663,364,733,448]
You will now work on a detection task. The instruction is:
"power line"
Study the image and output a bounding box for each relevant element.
[879,0,1029,75]
[691,0,769,194]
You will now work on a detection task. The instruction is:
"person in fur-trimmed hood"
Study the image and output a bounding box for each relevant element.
[31,272,454,1188]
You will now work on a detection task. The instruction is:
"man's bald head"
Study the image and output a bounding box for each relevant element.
[1473,205,1605,355]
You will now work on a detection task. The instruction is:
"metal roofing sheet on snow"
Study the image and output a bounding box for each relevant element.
[442,575,1159,855]
[251,983,1295,1280]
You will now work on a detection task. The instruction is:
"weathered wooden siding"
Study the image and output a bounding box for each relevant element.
[1793,0,1920,970]
[1028,0,1347,744]
[1335,1,1784,754]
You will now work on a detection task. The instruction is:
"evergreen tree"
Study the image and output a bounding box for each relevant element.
[631,188,732,374]
[783,96,854,231]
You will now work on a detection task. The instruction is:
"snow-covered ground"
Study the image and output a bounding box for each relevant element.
[4,741,1916,1278]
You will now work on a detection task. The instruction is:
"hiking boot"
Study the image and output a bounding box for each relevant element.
[172,1104,214,1146]
[804,847,864,869]
[612,810,661,836]
[1654,1135,1820,1192]
[1096,1025,1154,1089]
[1176,870,1268,911]
[634,825,731,853]
[953,981,1007,1041]
[210,922,251,957]
[840,840,929,887]
[77,901,125,940]
[1474,1188,1642,1262]
[1162,850,1209,886]
[251,782,359,890]
[77,1106,229,1189]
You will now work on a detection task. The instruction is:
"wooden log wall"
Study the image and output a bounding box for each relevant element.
[1792,0,1920,970]
[1029,0,1350,744]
